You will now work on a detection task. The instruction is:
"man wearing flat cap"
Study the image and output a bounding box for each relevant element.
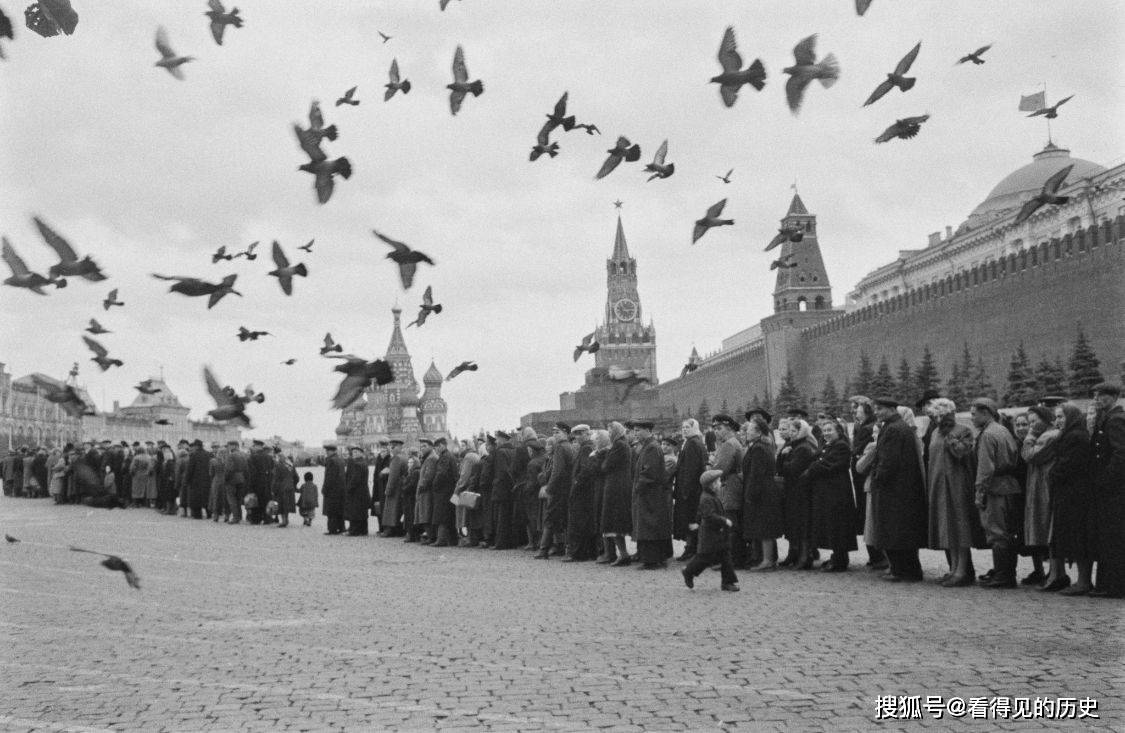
[1090,382,1125,597]
[710,414,746,564]
[378,440,407,536]
[321,444,346,534]
[869,397,928,582]
[536,423,575,558]
[631,420,671,569]
[182,439,213,519]
[414,439,438,543]
[225,439,248,524]
[424,437,459,546]
[564,425,600,561]
[246,439,274,524]
[489,430,518,549]
[970,397,1023,588]
[344,446,371,536]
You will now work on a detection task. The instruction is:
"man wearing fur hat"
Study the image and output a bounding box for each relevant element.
[971,397,1023,588]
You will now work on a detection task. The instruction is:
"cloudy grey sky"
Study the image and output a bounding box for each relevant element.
[1,1,1122,443]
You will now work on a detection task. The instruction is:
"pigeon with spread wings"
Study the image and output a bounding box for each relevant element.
[212,245,233,263]
[543,92,575,134]
[152,273,241,308]
[957,44,991,65]
[1013,164,1074,226]
[407,285,442,328]
[154,26,193,80]
[530,122,559,161]
[329,355,395,410]
[103,288,123,310]
[233,241,258,260]
[70,547,140,589]
[709,26,766,108]
[320,333,343,356]
[86,318,111,335]
[205,0,242,46]
[692,199,733,244]
[783,34,839,114]
[237,326,270,342]
[447,45,483,115]
[595,136,641,180]
[30,374,94,418]
[874,114,929,143]
[374,229,435,290]
[82,335,123,371]
[863,42,920,107]
[573,332,600,362]
[33,216,106,281]
[305,101,337,143]
[446,361,478,381]
[268,240,307,295]
[336,86,359,106]
[644,139,674,181]
[716,169,733,184]
[134,379,162,395]
[295,125,352,204]
[765,224,803,252]
[385,59,411,100]
[24,0,79,38]
[770,253,799,270]
[3,238,64,294]
[1027,95,1073,119]
[203,365,256,427]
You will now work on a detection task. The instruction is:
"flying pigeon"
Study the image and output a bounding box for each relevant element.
[765,224,804,251]
[152,273,241,308]
[153,418,171,425]
[282,358,297,365]
[543,92,575,134]
[710,26,766,108]
[2,238,64,294]
[320,333,343,356]
[1013,164,1074,226]
[69,547,140,589]
[855,0,873,15]
[295,129,352,204]
[692,199,733,244]
[103,288,123,310]
[267,240,308,296]
[680,361,701,378]
[644,139,674,181]
[205,0,242,46]
[374,229,435,290]
[203,365,256,427]
[716,169,733,184]
[82,335,123,371]
[957,44,991,65]
[863,42,920,107]
[594,136,641,180]
[154,26,193,80]
[297,239,314,253]
[447,45,483,115]
[770,253,799,270]
[336,86,360,106]
[305,101,337,143]
[4,534,18,543]
[1027,95,1073,119]
[407,285,442,328]
[24,0,78,38]
[573,332,600,362]
[446,361,478,381]
[439,0,460,11]
[874,114,930,143]
[29,374,93,417]
[234,241,258,260]
[0,7,12,60]
[530,123,559,161]
[329,355,395,410]
[212,245,233,263]
[33,216,106,281]
[134,379,162,395]
[783,34,839,114]
[606,367,650,403]
[378,30,391,43]
[237,326,270,341]
[572,123,599,135]
[86,318,111,335]
[384,58,411,100]
[242,386,265,404]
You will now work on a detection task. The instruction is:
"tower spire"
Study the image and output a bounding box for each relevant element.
[612,214,630,261]
[386,307,409,356]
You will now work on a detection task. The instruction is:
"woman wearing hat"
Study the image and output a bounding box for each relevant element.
[804,418,856,571]
[741,414,781,571]
[597,421,633,565]
[1021,406,1059,587]
[1048,403,1094,595]
[778,420,817,569]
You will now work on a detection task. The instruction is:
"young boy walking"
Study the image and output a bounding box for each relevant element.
[681,469,739,592]
[298,471,319,527]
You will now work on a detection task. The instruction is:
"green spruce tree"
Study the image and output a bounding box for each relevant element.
[820,376,842,418]
[1033,357,1068,397]
[854,352,875,396]
[965,356,997,401]
[695,398,711,426]
[1003,342,1037,406]
[914,346,940,400]
[1067,326,1104,398]
[896,356,919,406]
[775,368,806,415]
[870,357,896,398]
[946,361,966,409]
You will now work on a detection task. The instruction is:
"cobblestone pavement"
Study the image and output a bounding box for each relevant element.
[1,494,1122,732]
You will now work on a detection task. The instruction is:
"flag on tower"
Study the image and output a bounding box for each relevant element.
[1018,91,1045,112]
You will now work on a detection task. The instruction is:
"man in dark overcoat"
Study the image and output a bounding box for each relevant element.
[536,422,575,559]
[672,419,707,561]
[321,444,346,535]
[225,440,247,523]
[379,439,407,536]
[1089,382,1125,598]
[246,440,274,524]
[428,438,460,546]
[971,397,1023,588]
[371,441,391,531]
[869,397,928,581]
[344,446,371,536]
[182,439,213,519]
[415,439,437,543]
[632,420,669,569]
[565,425,599,561]
[489,431,517,549]
[510,428,533,548]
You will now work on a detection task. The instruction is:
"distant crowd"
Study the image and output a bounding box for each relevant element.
[3,382,1123,598]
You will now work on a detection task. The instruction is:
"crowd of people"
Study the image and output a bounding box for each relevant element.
[2,383,1122,598]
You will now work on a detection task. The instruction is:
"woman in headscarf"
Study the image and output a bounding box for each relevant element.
[1050,403,1095,595]
[453,442,480,547]
[742,414,781,571]
[1021,405,1058,587]
[849,396,884,569]
[673,419,707,561]
[129,445,154,508]
[522,435,547,550]
[778,419,818,569]
[589,429,612,561]
[926,398,983,586]
[598,421,633,566]
[805,417,857,571]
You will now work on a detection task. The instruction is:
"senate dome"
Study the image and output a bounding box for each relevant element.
[959,142,1106,233]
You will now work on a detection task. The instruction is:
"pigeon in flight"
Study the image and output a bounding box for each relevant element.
[446,361,478,381]
[573,332,600,362]
[24,0,79,38]
[572,123,599,135]
[644,140,674,181]
[233,241,258,260]
[29,374,94,417]
[710,26,766,108]
[439,0,460,11]
[783,34,839,114]
[320,333,343,356]
[152,273,241,308]
[295,129,352,204]
[374,229,435,290]
[305,101,337,143]
[530,123,559,161]
[4,534,18,543]
[154,26,193,80]
[765,224,804,252]
[384,59,411,100]
[69,547,140,589]
[595,136,641,180]
[680,361,701,378]
[957,44,991,65]
[33,216,106,281]
[378,30,392,43]
[82,335,123,371]
[297,239,314,253]
[329,355,395,410]
[268,240,308,296]
[1013,164,1074,226]
[874,114,930,143]
[237,326,270,341]
[282,358,297,365]
[1027,95,1073,119]
[447,45,483,115]
[336,86,360,106]
[855,0,873,15]
[134,379,162,395]
[212,245,233,263]
[606,367,650,403]
[692,199,733,244]
[103,288,123,310]
[543,92,576,134]
[204,365,257,427]
[86,318,111,335]
[0,7,12,59]
[3,238,64,294]
[716,169,733,184]
[770,253,799,270]
[242,386,265,404]
[863,42,920,106]
[153,418,172,425]
[205,0,242,46]
[407,285,442,327]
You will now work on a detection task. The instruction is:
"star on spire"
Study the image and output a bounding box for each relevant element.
[613,199,624,209]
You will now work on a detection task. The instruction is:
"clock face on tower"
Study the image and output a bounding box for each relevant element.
[613,298,637,322]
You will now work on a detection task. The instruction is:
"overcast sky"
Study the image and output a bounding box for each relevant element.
[1,1,1121,443]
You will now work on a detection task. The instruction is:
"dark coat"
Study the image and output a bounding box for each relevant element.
[804,438,858,552]
[631,436,670,542]
[598,437,632,535]
[491,443,516,502]
[567,440,600,555]
[380,453,408,528]
[344,458,370,523]
[779,437,816,541]
[428,450,460,526]
[1048,422,1094,563]
[321,452,346,516]
[271,461,298,514]
[696,491,731,556]
[850,417,876,533]
[470,451,493,534]
[545,440,574,533]
[672,434,706,540]
[247,449,274,503]
[183,448,213,510]
[870,413,928,550]
[373,451,391,507]
[741,437,782,540]
[1090,405,1125,595]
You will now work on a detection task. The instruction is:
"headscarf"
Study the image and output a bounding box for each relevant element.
[608,421,627,441]
[896,406,926,476]
[1059,403,1087,435]
[680,418,702,440]
[592,429,611,453]
[791,419,818,449]
[1027,406,1054,434]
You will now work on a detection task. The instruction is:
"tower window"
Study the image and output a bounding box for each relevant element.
[797,297,808,312]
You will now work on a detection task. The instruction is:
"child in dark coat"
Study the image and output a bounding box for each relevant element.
[298,472,319,526]
[682,469,739,591]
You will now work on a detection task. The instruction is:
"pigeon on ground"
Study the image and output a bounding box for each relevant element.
[212,245,233,263]
[770,253,799,270]
[103,288,123,310]
[336,86,359,106]
[152,273,241,308]
[530,123,559,161]
[863,42,920,106]
[203,365,256,427]
[573,332,600,362]
[24,0,78,38]
[134,379,162,395]
[154,26,193,80]
[320,333,343,356]
[1013,164,1074,226]
[446,361,478,381]
[153,418,171,425]
[305,101,337,143]
[297,239,314,253]
[1027,95,1073,119]
[4,534,18,543]
[716,169,733,184]
[295,130,352,204]
[385,59,411,100]
[374,229,435,290]
[3,238,64,294]
[407,285,442,327]
[282,358,297,365]
[644,140,674,181]
[86,318,111,335]
[205,0,242,45]
[710,26,766,108]
[692,199,733,244]
[957,44,991,65]
[874,114,930,143]
[606,367,650,403]
[543,92,575,134]
[765,224,804,251]
[237,326,270,341]
[82,335,123,371]
[29,374,94,417]
[33,217,105,281]
[783,34,839,114]
[69,547,140,589]
[595,136,641,180]
[680,361,701,378]
[267,240,307,295]
[0,7,12,59]
[439,0,460,11]
[447,45,483,115]
[329,355,395,409]
[378,30,391,43]
[855,0,873,15]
